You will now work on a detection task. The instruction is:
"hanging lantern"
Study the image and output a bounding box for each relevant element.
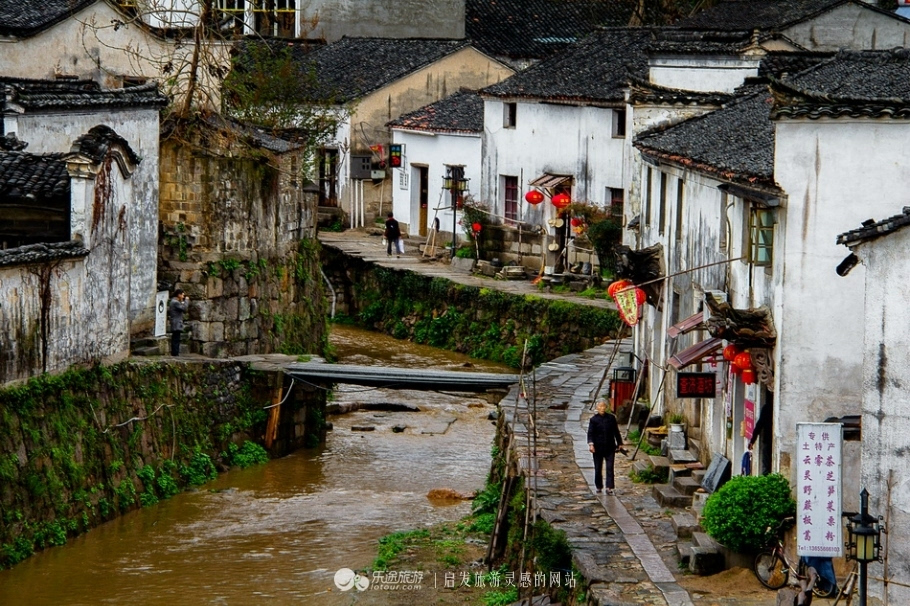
[551,192,571,211]
[723,343,740,362]
[570,217,582,227]
[525,190,544,205]
[733,352,752,371]
[608,279,633,299]
[742,368,757,385]
[472,222,482,233]
[731,364,743,375]
[635,288,647,305]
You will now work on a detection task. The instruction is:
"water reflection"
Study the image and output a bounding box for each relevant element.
[0,326,509,605]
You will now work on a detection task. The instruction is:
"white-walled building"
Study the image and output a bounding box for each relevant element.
[388,90,483,243]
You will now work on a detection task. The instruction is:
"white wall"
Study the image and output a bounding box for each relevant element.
[853,226,910,606]
[8,108,161,331]
[783,3,910,51]
[390,129,481,240]
[649,56,761,93]
[482,99,628,229]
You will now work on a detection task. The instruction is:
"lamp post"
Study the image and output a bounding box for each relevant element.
[443,167,469,260]
[844,488,885,606]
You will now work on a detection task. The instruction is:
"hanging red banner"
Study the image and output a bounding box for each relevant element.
[614,287,640,326]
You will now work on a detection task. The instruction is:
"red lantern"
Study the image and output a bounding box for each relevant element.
[608,279,632,299]
[635,288,646,305]
[570,217,582,227]
[742,368,757,385]
[722,343,740,362]
[525,190,544,205]
[731,364,743,375]
[472,222,482,233]
[551,192,571,211]
[733,352,752,371]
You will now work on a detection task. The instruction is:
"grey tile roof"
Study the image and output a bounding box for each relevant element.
[387,89,483,133]
[838,207,910,247]
[0,0,97,38]
[672,0,907,32]
[481,27,657,104]
[634,85,778,188]
[771,48,910,119]
[466,0,637,60]
[1,77,168,111]
[0,151,69,201]
[648,29,757,55]
[0,241,88,267]
[281,37,472,104]
[70,124,141,165]
[628,75,733,107]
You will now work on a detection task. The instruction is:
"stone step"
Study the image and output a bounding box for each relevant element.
[648,455,671,472]
[671,512,699,539]
[669,463,691,482]
[673,476,702,496]
[687,436,702,460]
[132,346,163,357]
[652,484,691,508]
[693,531,721,550]
[690,545,724,575]
[692,468,707,486]
[632,459,652,475]
[692,489,710,521]
[669,449,698,464]
[676,540,694,565]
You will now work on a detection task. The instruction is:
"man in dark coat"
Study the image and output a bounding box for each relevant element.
[384,212,402,257]
[587,400,624,495]
[168,288,188,356]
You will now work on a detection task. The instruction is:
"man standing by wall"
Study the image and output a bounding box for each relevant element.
[169,289,189,356]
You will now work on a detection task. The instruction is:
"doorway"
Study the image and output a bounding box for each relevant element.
[418,166,429,236]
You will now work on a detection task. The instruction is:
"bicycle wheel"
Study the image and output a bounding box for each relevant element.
[754,551,789,589]
[813,576,838,599]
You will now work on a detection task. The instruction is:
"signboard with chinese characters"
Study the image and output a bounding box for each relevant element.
[796,423,843,557]
[677,372,716,398]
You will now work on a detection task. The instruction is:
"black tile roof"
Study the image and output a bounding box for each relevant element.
[1,77,168,111]
[758,51,833,78]
[0,241,88,267]
[648,29,757,55]
[466,0,637,60]
[628,75,733,106]
[634,85,779,188]
[279,37,472,104]
[771,48,910,119]
[387,89,483,133]
[673,0,852,31]
[838,207,910,246]
[0,0,97,38]
[481,27,657,104]
[70,125,141,165]
[0,151,69,201]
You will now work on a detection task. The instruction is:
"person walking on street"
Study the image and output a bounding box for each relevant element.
[384,211,403,257]
[587,400,625,495]
[749,400,773,475]
[169,288,189,356]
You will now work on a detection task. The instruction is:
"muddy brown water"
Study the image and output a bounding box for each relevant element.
[0,326,510,605]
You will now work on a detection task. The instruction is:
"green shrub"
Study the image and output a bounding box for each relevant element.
[701,473,796,553]
[629,464,667,484]
[222,441,270,468]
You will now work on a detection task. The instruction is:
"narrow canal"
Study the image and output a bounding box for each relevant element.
[0,326,510,605]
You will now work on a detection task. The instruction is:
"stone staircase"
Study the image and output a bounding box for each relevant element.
[130,335,188,356]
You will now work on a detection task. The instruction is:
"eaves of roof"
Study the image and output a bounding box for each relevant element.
[0,0,98,38]
[2,79,168,111]
[0,241,88,268]
[636,144,781,192]
[838,207,910,247]
[628,75,734,106]
[769,76,910,120]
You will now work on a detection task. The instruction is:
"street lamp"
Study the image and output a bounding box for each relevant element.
[443,167,469,260]
[844,488,885,606]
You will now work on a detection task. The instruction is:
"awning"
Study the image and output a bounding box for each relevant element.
[529,173,573,188]
[668,337,723,370]
[668,312,705,338]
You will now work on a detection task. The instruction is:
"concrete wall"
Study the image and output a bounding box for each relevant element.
[303,0,465,41]
[649,56,761,93]
[390,128,481,241]
[158,137,328,358]
[853,226,910,606]
[783,3,910,51]
[8,107,162,332]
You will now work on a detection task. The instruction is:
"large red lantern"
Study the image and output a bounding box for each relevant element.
[723,343,740,362]
[733,352,752,371]
[742,368,757,385]
[731,364,743,375]
[635,288,647,305]
[570,217,582,227]
[525,190,544,205]
[551,192,571,211]
[608,279,633,299]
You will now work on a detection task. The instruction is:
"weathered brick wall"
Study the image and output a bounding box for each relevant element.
[158,138,327,357]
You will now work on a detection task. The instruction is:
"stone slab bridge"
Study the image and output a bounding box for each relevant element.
[283,361,518,392]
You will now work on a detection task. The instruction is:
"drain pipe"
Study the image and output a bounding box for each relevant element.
[320,268,336,319]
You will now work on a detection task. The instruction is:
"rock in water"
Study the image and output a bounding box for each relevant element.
[427,488,471,501]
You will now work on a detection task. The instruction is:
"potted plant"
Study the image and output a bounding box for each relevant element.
[666,411,686,432]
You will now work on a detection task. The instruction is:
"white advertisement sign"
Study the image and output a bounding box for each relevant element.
[796,422,843,557]
[155,291,168,337]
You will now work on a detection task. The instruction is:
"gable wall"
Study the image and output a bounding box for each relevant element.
[783,4,910,50]
[9,108,161,332]
[306,0,465,41]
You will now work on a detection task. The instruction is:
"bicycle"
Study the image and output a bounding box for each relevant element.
[753,517,836,599]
